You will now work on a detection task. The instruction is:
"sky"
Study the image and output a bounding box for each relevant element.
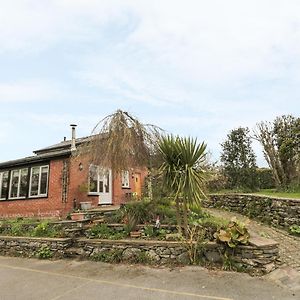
[1,0,300,166]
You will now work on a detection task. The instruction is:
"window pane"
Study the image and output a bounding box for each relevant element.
[40,166,48,195]
[121,170,129,188]
[105,171,109,193]
[30,167,39,196]
[19,168,28,197]
[10,170,19,198]
[89,165,98,192]
[99,180,104,193]
[0,171,9,199]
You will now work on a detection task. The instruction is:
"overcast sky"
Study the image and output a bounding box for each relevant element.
[1,0,300,166]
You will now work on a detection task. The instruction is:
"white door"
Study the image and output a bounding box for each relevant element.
[98,169,112,204]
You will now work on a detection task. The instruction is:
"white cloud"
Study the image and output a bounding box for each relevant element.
[0,80,61,102]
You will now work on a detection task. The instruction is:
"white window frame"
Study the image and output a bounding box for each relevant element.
[88,165,110,195]
[8,168,28,200]
[121,170,130,188]
[0,171,8,200]
[29,165,49,198]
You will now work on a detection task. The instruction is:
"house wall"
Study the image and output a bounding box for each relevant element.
[0,159,73,219]
[0,154,148,219]
[68,155,148,207]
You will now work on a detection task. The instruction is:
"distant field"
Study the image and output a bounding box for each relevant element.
[210,189,300,199]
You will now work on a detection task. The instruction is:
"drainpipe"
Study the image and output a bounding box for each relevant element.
[70,124,77,152]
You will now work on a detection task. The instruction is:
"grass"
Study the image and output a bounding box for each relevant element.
[210,189,300,199]
[253,189,300,199]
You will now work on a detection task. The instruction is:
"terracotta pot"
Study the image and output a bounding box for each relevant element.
[130,231,141,238]
[70,212,86,221]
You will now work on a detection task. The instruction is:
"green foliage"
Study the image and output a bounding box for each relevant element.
[255,115,300,189]
[158,135,208,237]
[206,167,228,192]
[86,224,126,239]
[132,251,153,264]
[257,168,276,189]
[159,135,207,206]
[214,217,250,248]
[107,197,177,226]
[221,127,258,191]
[36,246,53,259]
[91,249,123,263]
[143,225,155,237]
[0,219,64,238]
[289,224,300,236]
[31,222,63,238]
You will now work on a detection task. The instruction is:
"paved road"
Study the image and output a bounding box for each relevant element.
[0,256,298,300]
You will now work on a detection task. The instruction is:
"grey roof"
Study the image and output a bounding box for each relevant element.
[33,136,92,154]
[0,149,71,169]
[0,134,99,169]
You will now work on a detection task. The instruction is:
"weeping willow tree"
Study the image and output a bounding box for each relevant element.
[79,110,161,195]
[158,135,208,237]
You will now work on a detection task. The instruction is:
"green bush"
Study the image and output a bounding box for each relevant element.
[289,224,300,236]
[86,224,126,239]
[36,246,53,259]
[257,168,276,189]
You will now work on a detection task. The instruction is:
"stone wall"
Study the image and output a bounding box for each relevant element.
[0,236,72,258]
[204,194,300,229]
[0,235,279,275]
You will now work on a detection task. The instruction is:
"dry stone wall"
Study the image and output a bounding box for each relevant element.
[0,235,279,275]
[204,194,300,229]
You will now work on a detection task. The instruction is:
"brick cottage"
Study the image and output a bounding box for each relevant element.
[0,125,147,218]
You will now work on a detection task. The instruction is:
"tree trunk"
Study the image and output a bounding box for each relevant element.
[175,197,183,236]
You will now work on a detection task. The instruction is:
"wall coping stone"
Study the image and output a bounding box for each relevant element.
[249,236,278,248]
[209,193,300,202]
[0,236,72,242]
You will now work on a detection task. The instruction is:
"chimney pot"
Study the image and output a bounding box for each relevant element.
[70,124,77,152]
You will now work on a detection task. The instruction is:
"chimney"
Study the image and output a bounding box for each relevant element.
[70,124,77,152]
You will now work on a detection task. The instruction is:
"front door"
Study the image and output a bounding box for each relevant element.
[134,173,142,198]
[98,169,112,205]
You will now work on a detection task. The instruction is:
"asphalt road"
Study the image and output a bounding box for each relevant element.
[0,256,298,300]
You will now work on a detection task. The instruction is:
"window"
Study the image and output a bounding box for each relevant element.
[9,168,28,199]
[0,171,9,200]
[121,170,130,188]
[29,165,49,197]
[89,165,110,194]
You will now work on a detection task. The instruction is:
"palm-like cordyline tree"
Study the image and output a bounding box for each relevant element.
[158,135,207,237]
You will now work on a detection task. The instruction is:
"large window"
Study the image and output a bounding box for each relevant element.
[89,165,110,194]
[29,165,49,197]
[0,171,9,200]
[9,168,28,199]
[121,170,130,188]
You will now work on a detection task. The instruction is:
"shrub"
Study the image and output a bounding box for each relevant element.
[86,224,126,239]
[36,246,53,259]
[257,168,276,189]
[214,217,250,248]
[289,224,300,236]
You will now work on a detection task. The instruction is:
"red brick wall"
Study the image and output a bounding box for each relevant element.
[0,154,148,219]
[0,159,73,219]
[68,156,148,207]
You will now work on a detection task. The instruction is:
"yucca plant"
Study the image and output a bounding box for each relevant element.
[158,135,207,237]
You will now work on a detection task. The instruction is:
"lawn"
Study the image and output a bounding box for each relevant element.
[210,189,300,199]
[253,189,300,199]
